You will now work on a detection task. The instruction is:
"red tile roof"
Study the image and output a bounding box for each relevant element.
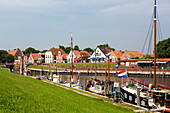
[8,50,17,56]
[126,51,141,58]
[72,50,90,58]
[63,54,68,59]
[80,51,90,57]
[41,53,45,55]
[73,50,80,56]
[140,54,154,58]
[48,48,67,56]
[31,53,39,60]
[113,51,122,58]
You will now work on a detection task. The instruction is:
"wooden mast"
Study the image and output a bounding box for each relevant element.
[108,54,110,83]
[154,0,157,87]
[95,48,97,79]
[70,32,73,79]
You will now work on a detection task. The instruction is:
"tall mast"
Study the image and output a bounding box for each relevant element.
[95,48,97,79]
[108,53,110,83]
[153,0,157,87]
[70,32,73,79]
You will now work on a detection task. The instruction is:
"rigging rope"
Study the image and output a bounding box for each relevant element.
[141,11,154,54]
[141,10,154,55]
[141,8,163,56]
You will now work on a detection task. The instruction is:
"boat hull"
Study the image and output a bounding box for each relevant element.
[120,87,149,108]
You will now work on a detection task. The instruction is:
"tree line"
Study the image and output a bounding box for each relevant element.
[1,38,169,63]
[0,50,14,63]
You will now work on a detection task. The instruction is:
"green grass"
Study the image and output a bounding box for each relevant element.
[28,65,56,70]
[0,69,133,113]
[56,63,117,68]
[28,63,117,70]
[0,65,9,72]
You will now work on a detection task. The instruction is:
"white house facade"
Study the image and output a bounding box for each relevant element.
[90,47,106,63]
[45,51,54,63]
[67,51,76,63]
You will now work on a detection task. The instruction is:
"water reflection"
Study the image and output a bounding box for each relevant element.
[60,75,170,88]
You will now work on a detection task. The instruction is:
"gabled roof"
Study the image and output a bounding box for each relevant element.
[41,53,45,55]
[98,47,111,55]
[8,50,17,56]
[31,53,39,60]
[126,51,141,58]
[8,48,23,56]
[113,51,122,58]
[63,54,68,59]
[73,50,80,56]
[80,51,90,57]
[47,48,67,56]
[69,50,90,58]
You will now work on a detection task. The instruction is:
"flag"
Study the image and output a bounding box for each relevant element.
[118,70,127,78]
[107,52,111,58]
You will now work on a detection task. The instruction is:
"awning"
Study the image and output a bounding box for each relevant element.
[137,61,153,63]
[90,57,106,59]
[87,57,91,59]
[75,59,81,61]
[155,61,168,64]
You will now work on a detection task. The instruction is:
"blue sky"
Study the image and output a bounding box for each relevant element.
[0,0,170,53]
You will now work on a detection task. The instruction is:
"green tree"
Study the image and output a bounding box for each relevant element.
[135,57,140,59]
[65,47,71,54]
[156,38,170,58]
[24,47,39,54]
[97,43,109,48]
[59,45,66,52]
[0,50,8,63]
[0,50,14,63]
[142,55,154,59]
[83,48,94,54]
[97,44,115,51]
[41,50,47,53]
[4,54,14,63]
[74,45,79,50]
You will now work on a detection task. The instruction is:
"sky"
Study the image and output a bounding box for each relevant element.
[0,0,170,53]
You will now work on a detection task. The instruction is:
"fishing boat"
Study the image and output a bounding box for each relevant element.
[62,32,82,90]
[120,0,170,110]
[87,48,112,95]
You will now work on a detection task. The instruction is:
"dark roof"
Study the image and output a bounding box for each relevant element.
[98,47,111,55]
[80,51,90,57]
[48,48,67,56]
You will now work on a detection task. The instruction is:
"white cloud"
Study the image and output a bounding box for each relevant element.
[0,0,66,8]
[98,1,153,16]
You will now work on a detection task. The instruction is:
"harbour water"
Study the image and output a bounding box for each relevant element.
[59,74,170,88]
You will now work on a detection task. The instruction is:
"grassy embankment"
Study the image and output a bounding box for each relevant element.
[28,65,56,70]
[0,66,134,113]
[55,63,117,67]
[28,63,117,70]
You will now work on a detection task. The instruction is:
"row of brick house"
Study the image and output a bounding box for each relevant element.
[7,47,154,64]
[8,47,170,68]
[7,48,45,65]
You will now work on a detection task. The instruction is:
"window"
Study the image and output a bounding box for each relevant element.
[141,101,145,106]
[135,98,137,103]
[130,54,134,57]
[125,93,127,98]
[129,96,132,101]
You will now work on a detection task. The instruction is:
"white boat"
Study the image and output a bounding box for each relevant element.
[120,0,170,110]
